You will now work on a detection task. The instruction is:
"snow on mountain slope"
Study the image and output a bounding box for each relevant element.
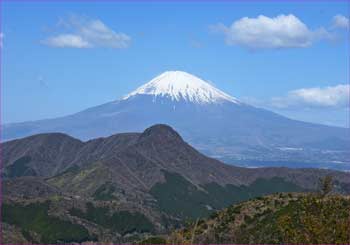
[123,71,240,104]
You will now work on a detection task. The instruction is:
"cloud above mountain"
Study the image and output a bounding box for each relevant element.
[271,84,349,108]
[42,16,131,48]
[241,83,349,127]
[211,14,332,50]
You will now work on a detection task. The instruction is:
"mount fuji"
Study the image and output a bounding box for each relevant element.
[3,71,350,170]
[123,71,239,104]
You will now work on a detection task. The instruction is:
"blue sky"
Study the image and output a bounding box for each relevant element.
[2,1,349,127]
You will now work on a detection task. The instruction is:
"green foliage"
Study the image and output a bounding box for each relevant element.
[171,193,350,244]
[203,182,250,208]
[150,171,214,219]
[51,165,80,178]
[150,171,304,220]
[21,229,35,243]
[2,201,93,243]
[109,211,154,235]
[248,177,304,197]
[5,156,35,177]
[238,195,350,244]
[69,202,154,235]
[276,195,350,243]
[93,182,116,201]
[138,236,167,244]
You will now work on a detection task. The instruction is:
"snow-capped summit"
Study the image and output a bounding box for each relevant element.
[123,71,239,104]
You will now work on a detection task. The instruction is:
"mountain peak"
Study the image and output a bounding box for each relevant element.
[138,124,183,142]
[123,71,239,104]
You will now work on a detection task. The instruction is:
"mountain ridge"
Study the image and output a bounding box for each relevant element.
[3,124,350,243]
[3,71,350,170]
[3,124,350,188]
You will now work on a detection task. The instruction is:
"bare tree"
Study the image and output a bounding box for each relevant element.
[320,175,333,197]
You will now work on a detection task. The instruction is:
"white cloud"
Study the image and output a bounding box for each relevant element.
[43,34,90,48]
[0,32,3,48]
[211,14,331,50]
[42,16,131,48]
[332,14,349,29]
[271,84,349,108]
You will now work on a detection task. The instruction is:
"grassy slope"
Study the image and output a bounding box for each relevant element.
[169,193,350,244]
